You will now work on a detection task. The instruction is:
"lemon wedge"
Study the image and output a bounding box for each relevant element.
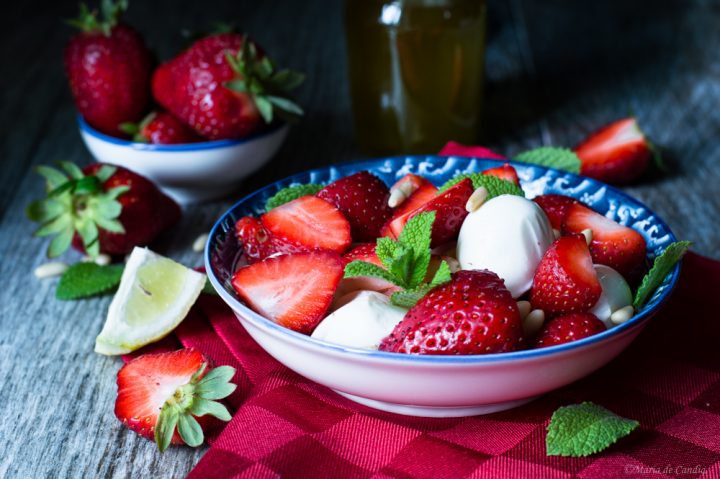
[95,247,206,355]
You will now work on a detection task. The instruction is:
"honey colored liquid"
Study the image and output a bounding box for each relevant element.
[345,0,486,154]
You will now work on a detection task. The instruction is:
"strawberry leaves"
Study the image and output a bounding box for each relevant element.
[224,37,305,124]
[155,363,236,452]
[27,162,126,258]
[343,212,452,307]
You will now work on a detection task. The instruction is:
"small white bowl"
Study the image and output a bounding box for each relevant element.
[78,116,289,204]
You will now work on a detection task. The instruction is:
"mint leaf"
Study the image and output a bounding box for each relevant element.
[265,183,324,210]
[344,212,451,307]
[375,237,400,270]
[344,260,401,286]
[397,212,435,288]
[514,147,581,174]
[430,260,452,286]
[202,278,218,296]
[391,285,434,308]
[438,174,524,198]
[633,240,691,309]
[56,263,124,300]
[546,402,639,457]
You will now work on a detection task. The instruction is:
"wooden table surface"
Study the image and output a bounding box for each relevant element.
[1,0,718,477]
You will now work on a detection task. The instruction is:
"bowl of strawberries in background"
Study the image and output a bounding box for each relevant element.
[204,155,686,417]
[65,2,302,204]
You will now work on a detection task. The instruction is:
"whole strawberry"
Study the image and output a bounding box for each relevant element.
[64,1,152,136]
[534,313,606,348]
[152,33,304,140]
[27,162,181,257]
[317,171,392,242]
[115,348,236,451]
[120,111,201,144]
[379,270,523,355]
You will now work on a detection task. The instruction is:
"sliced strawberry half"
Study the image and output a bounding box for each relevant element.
[483,163,520,186]
[231,251,345,334]
[533,194,584,230]
[115,348,235,452]
[234,216,276,264]
[575,117,653,185]
[383,178,473,247]
[534,312,606,348]
[316,171,392,242]
[562,203,647,280]
[530,235,602,316]
[261,195,352,254]
[380,174,438,237]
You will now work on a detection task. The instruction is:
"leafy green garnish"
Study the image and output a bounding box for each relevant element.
[265,183,324,211]
[633,240,691,308]
[546,402,639,457]
[514,147,581,173]
[438,173,524,197]
[56,262,124,300]
[343,211,452,307]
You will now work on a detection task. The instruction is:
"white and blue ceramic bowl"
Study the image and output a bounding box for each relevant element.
[78,116,289,204]
[205,156,680,417]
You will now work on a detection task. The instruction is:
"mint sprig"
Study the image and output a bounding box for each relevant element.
[633,240,691,309]
[56,262,124,300]
[546,402,639,457]
[438,173,524,197]
[343,212,452,307]
[514,147,581,173]
[265,183,324,211]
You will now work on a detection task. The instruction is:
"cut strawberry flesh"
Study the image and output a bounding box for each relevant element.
[343,243,382,267]
[115,349,205,443]
[483,163,520,186]
[231,251,345,334]
[575,117,651,184]
[383,178,473,247]
[562,203,646,279]
[261,195,352,254]
[532,194,582,230]
[530,235,602,316]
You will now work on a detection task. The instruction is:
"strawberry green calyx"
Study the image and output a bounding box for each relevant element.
[119,112,157,143]
[224,36,305,124]
[26,162,127,258]
[67,0,129,36]
[155,364,236,452]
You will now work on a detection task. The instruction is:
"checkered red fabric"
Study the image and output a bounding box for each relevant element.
[145,252,718,479]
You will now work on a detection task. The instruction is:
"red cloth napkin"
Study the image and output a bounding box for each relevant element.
[153,251,718,479]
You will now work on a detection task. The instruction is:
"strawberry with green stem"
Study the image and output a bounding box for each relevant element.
[26,162,181,257]
[119,111,201,144]
[115,348,236,452]
[152,33,304,140]
[64,0,152,136]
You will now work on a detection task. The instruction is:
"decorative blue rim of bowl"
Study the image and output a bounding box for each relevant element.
[77,115,286,151]
[205,155,681,363]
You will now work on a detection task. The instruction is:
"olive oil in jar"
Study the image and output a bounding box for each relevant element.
[345,0,487,154]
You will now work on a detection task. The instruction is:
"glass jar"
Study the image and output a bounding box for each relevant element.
[345,0,487,155]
